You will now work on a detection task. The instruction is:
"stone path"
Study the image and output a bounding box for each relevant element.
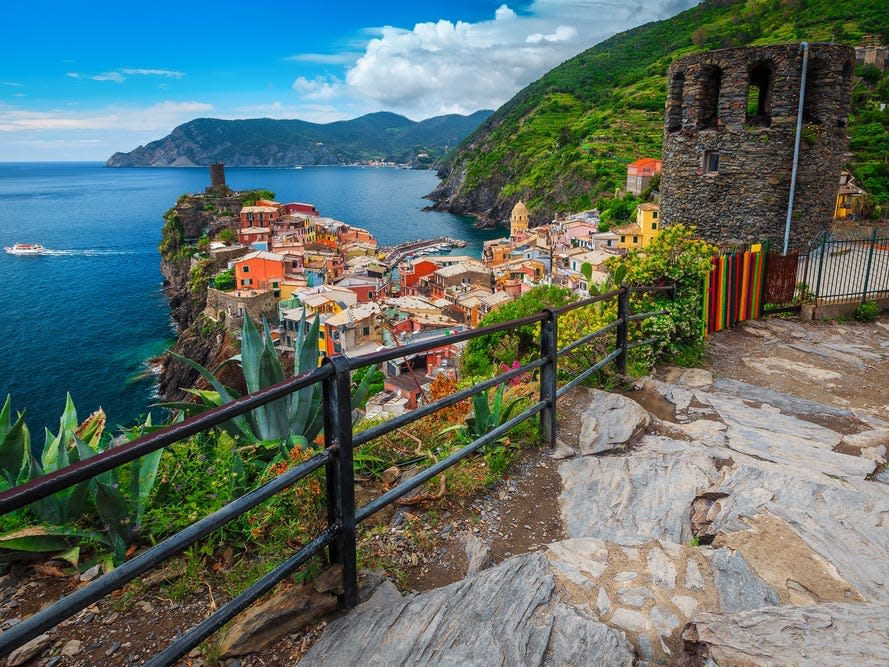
[303,317,889,665]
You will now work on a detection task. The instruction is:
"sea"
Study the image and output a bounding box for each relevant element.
[0,163,500,437]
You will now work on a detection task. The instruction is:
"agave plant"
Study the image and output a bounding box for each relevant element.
[0,395,162,567]
[440,383,524,446]
[165,311,378,456]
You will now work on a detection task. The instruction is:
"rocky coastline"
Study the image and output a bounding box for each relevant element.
[156,193,245,402]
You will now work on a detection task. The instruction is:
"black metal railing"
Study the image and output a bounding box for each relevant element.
[0,284,674,665]
[798,230,889,305]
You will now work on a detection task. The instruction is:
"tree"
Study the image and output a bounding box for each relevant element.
[462,285,576,377]
[217,228,237,246]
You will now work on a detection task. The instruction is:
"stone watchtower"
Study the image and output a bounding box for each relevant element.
[659,43,855,249]
[209,162,226,189]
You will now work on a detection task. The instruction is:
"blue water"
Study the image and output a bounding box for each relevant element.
[0,163,498,435]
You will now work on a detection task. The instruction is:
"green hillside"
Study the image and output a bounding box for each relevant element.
[434,0,889,223]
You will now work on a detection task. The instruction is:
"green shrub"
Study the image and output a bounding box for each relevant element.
[854,301,879,323]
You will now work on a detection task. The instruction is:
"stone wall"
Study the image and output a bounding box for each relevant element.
[660,43,855,250]
[205,287,278,330]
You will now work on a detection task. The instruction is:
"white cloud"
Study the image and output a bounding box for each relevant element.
[67,68,185,83]
[341,0,697,118]
[0,100,213,133]
[120,68,184,78]
[292,75,343,101]
[285,53,359,65]
[1,81,23,87]
[92,72,126,83]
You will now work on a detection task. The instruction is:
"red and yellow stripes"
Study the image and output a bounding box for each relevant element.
[705,246,767,335]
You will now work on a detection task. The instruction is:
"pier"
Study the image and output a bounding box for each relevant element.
[380,236,467,267]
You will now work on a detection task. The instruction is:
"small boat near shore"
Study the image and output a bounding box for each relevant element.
[4,243,46,256]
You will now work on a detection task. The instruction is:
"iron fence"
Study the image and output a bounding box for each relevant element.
[799,230,889,305]
[0,284,674,665]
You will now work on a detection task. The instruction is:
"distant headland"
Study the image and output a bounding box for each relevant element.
[105,110,493,168]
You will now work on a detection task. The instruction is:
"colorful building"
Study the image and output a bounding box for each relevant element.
[234,251,285,293]
[510,200,530,237]
[834,171,865,220]
[625,158,662,196]
[614,203,661,251]
[239,205,281,228]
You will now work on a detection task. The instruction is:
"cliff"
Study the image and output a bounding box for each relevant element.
[106,111,492,168]
[157,193,245,401]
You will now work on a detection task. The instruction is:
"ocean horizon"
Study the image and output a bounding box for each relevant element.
[0,162,499,436]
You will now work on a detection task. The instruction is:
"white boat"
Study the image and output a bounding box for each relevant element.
[5,243,46,256]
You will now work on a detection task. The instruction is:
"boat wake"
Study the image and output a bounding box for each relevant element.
[42,248,137,256]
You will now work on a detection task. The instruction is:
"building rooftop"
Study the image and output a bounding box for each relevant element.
[239,250,285,263]
[325,303,382,327]
[241,206,278,214]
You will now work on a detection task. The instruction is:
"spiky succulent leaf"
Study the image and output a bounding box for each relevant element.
[132,449,163,526]
[75,409,106,447]
[95,481,133,549]
[57,393,78,442]
[613,265,628,285]
[290,311,321,440]
[0,525,100,554]
[0,406,28,485]
[472,390,492,436]
[41,428,68,474]
[166,350,253,439]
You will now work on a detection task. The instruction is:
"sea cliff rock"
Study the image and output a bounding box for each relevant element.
[157,193,244,401]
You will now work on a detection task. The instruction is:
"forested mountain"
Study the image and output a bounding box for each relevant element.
[106,110,493,167]
[430,0,889,225]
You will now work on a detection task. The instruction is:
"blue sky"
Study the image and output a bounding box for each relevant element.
[0,0,696,160]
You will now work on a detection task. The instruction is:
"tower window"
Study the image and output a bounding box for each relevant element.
[698,65,722,130]
[703,151,720,174]
[746,61,773,127]
[667,71,685,132]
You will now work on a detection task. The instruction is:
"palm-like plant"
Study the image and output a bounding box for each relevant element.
[166,312,378,455]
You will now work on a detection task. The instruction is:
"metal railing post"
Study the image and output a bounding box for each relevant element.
[862,228,877,302]
[616,287,629,374]
[539,309,557,448]
[814,239,827,306]
[322,355,358,609]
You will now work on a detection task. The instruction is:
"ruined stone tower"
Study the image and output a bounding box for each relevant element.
[659,43,855,250]
[209,162,226,189]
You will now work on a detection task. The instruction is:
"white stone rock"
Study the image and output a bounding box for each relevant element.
[577,388,650,454]
[610,607,652,633]
[597,587,612,617]
[684,559,705,592]
[650,605,681,635]
[613,571,638,583]
[672,595,698,618]
[703,462,889,602]
[61,639,82,657]
[647,545,678,589]
[559,438,718,544]
[684,603,889,665]
[616,587,651,608]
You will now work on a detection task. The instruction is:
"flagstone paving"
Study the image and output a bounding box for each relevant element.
[303,316,889,665]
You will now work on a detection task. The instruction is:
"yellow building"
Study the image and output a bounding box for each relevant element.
[614,203,660,251]
[834,171,865,220]
[510,200,529,237]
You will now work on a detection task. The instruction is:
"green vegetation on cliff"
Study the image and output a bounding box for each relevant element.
[441,0,889,220]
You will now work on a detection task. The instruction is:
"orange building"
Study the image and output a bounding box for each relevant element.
[626,158,662,195]
[399,259,439,292]
[240,206,281,228]
[234,251,285,293]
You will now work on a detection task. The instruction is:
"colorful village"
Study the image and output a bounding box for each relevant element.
[182,159,671,417]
